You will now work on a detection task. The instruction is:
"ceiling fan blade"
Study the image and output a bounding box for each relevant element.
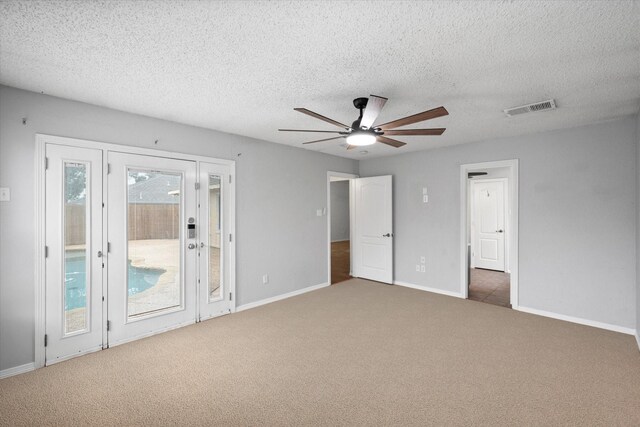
[377,136,406,148]
[360,95,388,129]
[279,129,344,133]
[383,128,446,136]
[377,106,448,130]
[302,136,345,145]
[294,108,348,129]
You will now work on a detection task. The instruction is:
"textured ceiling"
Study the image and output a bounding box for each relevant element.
[1,1,639,159]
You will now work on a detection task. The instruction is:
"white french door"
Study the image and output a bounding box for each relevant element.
[106,152,198,346]
[45,144,104,364]
[42,137,235,363]
[198,162,233,320]
[352,175,393,283]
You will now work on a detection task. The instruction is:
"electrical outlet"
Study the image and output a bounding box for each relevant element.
[0,188,9,202]
[420,256,426,264]
[420,265,426,273]
[415,265,420,272]
[262,274,269,285]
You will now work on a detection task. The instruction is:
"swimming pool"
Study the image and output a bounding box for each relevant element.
[65,255,165,310]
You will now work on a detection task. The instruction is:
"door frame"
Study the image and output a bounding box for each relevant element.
[34,133,236,369]
[460,160,519,307]
[469,178,508,271]
[326,171,358,285]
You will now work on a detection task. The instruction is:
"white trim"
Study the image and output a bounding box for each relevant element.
[236,282,330,312]
[517,306,637,335]
[37,133,236,165]
[460,159,519,308]
[331,239,350,243]
[327,171,358,285]
[0,362,36,380]
[635,332,640,351]
[34,138,46,369]
[229,162,237,312]
[394,280,464,299]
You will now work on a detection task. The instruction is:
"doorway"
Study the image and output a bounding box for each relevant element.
[460,160,519,309]
[37,135,235,366]
[328,172,357,284]
[327,172,395,286]
[470,176,509,307]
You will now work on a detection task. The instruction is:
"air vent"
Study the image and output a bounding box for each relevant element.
[504,99,556,117]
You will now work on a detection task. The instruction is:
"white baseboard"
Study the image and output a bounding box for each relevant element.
[237,282,330,312]
[331,239,349,243]
[0,362,35,380]
[517,306,636,336]
[636,332,640,351]
[394,280,464,299]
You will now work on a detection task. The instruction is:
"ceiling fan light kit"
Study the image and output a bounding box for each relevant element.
[346,131,376,146]
[279,95,448,149]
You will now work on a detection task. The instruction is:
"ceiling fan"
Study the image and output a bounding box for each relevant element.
[279,95,448,149]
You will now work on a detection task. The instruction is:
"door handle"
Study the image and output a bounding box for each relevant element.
[187,243,196,250]
[496,229,504,233]
[97,250,103,258]
[382,233,393,237]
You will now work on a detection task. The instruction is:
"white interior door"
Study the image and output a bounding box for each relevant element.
[353,175,393,283]
[472,179,505,271]
[45,144,104,364]
[107,152,197,346]
[198,162,233,320]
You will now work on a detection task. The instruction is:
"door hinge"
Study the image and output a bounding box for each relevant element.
[44,246,48,258]
[44,334,48,347]
[107,163,111,174]
[229,175,232,184]
[107,242,111,253]
[45,157,49,170]
[229,233,232,242]
[106,320,111,331]
[102,202,105,208]
[195,182,200,190]
[229,292,233,301]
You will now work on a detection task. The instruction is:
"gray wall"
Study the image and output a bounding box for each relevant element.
[0,85,358,371]
[330,181,350,241]
[360,116,638,330]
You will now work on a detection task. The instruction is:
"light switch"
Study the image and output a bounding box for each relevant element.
[316,209,323,217]
[0,188,10,202]
[423,195,428,203]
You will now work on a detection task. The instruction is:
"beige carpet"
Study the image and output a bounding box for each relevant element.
[1,279,639,426]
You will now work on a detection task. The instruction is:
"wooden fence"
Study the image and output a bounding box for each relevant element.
[65,203,179,245]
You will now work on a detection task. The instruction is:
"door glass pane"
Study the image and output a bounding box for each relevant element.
[64,162,89,334]
[127,169,182,317]
[208,175,222,301]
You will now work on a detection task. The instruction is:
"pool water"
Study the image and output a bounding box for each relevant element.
[65,256,165,310]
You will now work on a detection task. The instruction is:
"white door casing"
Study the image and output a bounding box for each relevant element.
[107,152,198,346]
[198,162,233,320]
[353,175,393,283]
[45,144,104,364]
[471,179,506,271]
